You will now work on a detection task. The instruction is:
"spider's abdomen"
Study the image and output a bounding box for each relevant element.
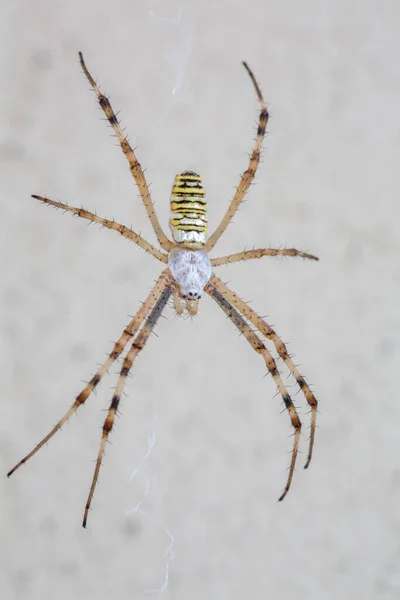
[169,171,207,248]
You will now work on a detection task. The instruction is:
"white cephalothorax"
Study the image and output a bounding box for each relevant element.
[168,247,212,299]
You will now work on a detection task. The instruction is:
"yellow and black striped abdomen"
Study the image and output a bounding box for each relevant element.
[169,171,207,248]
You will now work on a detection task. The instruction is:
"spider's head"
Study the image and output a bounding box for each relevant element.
[168,247,212,302]
[181,289,201,301]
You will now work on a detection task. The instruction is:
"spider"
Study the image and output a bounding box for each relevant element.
[8,52,319,528]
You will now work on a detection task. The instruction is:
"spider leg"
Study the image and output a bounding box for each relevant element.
[7,271,172,479]
[32,195,168,263]
[82,284,173,527]
[211,247,319,267]
[209,274,318,469]
[205,282,301,501]
[205,62,268,253]
[78,52,173,252]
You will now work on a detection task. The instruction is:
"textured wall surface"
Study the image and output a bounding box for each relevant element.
[1,1,399,598]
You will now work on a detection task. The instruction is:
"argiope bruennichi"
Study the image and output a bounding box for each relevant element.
[8,53,319,528]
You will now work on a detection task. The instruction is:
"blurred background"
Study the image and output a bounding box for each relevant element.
[1,0,399,598]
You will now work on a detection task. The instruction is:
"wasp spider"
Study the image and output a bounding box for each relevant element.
[8,53,319,528]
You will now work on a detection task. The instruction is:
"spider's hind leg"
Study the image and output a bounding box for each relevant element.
[78,52,172,252]
[205,62,268,252]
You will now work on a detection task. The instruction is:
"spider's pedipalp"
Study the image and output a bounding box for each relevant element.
[205,282,301,500]
[7,271,171,480]
[82,284,173,528]
[209,274,318,470]
[186,298,200,316]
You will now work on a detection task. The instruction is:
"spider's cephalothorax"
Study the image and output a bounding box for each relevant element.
[169,170,208,248]
[8,53,320,528]
[168,245,212,301]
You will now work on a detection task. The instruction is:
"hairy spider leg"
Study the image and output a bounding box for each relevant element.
[32,195,168,263]
[210,274,318,470]
[83,284,173,527]
[206,282,301,500]
[79,52,172,251]
[205,62,269,252]
[7,272,172,479]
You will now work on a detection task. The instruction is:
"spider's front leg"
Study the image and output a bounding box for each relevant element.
[205,282,302,499]
[83,283,174,527]
[210,274,318,470]
[7,271,171,480]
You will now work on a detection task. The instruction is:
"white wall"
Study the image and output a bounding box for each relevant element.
[2,1,399,598]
